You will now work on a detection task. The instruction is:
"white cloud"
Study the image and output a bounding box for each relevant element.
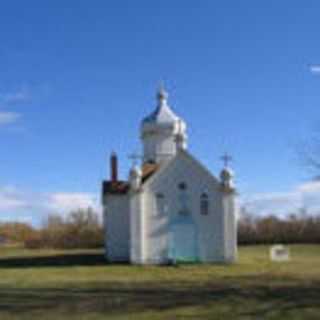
[0,87,31,127]
[0,186,100,225]
[309,64,320,74]
[297,180,320,193]
[47,193,98,213]
[242,180,320,216]
[0,186,28,211]
[0,112,21,125]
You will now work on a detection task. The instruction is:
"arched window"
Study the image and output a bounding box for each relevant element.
[178,182,189,215]
[200,193,209,215]
[155,193,165,216]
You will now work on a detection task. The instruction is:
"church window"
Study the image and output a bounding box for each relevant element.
[178,182,187,190]
[155,193,166,216]
[178,182,190,215]
[200,193,209,215]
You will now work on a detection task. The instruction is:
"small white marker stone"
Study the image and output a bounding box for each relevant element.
[270,244,290,262]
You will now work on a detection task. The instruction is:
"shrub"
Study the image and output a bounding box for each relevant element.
[0,222,35,244]
[24,208,104,249]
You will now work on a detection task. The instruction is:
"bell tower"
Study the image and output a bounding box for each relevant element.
[140,86,187,164]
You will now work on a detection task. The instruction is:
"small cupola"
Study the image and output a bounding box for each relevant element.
[220,168,234,187]
[219,153,235,192]
[129,165,142,191]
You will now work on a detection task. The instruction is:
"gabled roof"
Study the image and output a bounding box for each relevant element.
[141,162,159,182]
[141,149,220,190]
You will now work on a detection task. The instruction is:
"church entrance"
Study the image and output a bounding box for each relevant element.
[168,214,198,263]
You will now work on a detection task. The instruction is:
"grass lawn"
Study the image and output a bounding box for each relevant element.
[0,245,319,319]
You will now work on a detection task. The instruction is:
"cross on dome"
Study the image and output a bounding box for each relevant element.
[156,83,168,105]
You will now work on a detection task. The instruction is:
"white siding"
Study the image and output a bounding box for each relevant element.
[103,150,237,265]
[222,194,238,262]
[103,194,130,262]
[142,189,170,263]
[143,130,177,163]
[130,191,146,264]
[141,151,235,263]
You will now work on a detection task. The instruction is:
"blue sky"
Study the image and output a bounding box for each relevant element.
[1,1,320,225]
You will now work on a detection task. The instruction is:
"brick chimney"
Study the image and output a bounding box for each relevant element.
[110,152,118,183]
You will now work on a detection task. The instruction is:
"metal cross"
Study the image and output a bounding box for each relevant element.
[220,152,232,167]
[128,152,142,166]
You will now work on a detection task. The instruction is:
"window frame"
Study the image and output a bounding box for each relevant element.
[155,192,165,216]
[200,192,209,215]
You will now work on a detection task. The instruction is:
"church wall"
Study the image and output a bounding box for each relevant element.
[103,194,130,262]
[144,152,227,263]
[130,191,147,264]
[222,194,238,262]
[143,131,177,163]
[141,189,170,264]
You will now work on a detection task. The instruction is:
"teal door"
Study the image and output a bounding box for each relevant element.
[168,215,198,263]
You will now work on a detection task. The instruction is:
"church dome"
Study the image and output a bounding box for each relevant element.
[142,88,179,124]
[141,87,185,130]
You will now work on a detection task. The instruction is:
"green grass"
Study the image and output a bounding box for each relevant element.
[0,245,319,319]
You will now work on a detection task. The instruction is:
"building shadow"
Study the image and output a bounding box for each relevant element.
[0,252,107,268]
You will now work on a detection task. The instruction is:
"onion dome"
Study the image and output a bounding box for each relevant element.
[220,167,234,182]
[141,86,186,135]
[129,165,142,191]
[220,166,235,192]
[129,164,142,179]
[142,86,179,125]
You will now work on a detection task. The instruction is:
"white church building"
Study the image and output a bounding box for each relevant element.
[102,87,237,264]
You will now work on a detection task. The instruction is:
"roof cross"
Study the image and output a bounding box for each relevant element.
[220,152,233,168]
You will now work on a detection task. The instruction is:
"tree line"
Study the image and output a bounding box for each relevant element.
[238,207,320,245]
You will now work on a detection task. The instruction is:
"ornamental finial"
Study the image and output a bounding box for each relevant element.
[156,81,168,105]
